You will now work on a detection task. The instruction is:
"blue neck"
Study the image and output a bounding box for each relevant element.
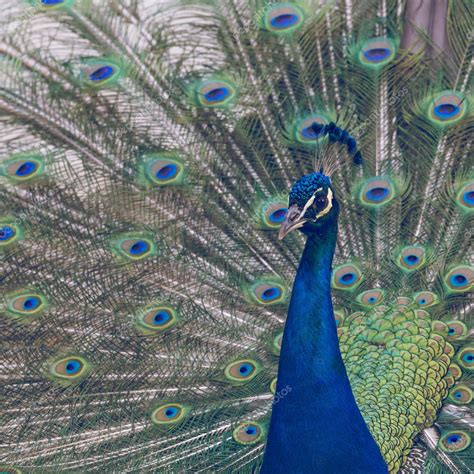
[261,228,387,473]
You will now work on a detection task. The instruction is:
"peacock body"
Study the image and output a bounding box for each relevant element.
[0,0,473,473]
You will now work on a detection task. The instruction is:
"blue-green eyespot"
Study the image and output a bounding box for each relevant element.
[224,359,261,383]
[357,38,397,68]
[111,234,157,262]
[233,421,265,444]
[80,58,124,88]
[262,3,306,35]
[151,403,190,426]
[357,289,384,306]
[428,91,467,126]
[245,277,288,305]
[192,78,238,108]
[332,263,363,291]
[357,177,396,207]
[1,154,45,183]
[4,291,48,319]
[144,156,185,186]
[135,304,178,334]
[443,265,473,293]
[49,356,91,383]
[0,220,23,247]
[438,430,471,452]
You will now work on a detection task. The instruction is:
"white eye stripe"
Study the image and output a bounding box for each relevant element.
[316,188,333,218]
[301,187,333,220]
[301,187,322,217]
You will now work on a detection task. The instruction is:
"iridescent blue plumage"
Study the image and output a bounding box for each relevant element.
[262,174,387,473]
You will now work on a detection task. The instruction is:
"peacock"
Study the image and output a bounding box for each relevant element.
[0,0,472,472]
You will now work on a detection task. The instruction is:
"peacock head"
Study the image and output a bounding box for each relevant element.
[279,172,339,239]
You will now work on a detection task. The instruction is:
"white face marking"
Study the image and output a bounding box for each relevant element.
[300,187,333,220]
[301,187,322,218]
[315,187,333,219]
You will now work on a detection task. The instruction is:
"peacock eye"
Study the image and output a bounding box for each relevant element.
[314,196,328,209]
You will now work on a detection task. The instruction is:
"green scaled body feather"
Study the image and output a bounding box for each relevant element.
[0,0,472,473]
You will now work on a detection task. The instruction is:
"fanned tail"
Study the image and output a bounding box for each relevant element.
[0,1,472,472]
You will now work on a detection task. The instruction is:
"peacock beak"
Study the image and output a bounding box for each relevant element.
[278,205,309,240]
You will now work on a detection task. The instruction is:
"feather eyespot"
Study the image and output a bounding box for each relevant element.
[152,403,189,425]
[268,207,288,225]
[224,359,260,383]
[144,156,185,186]
[396,246,427,271]
[446,321,467,341]
[49,356,90,382]
[6,292,48,318]
[0,221,22,247]
[367,187,387,200]
[295,115,329,144]
[439,431,471,453]
[358,178,395,207]
[156,164,177,180]
[448,385,472,405]
[357,289,384,307]
[456,347,473,370]
[428,91,466,125]
[233,422,265,445]
[246,278,288,305]
[111,235,156,261]
[413,291,438,308]
[254,284,283,303]
[268,207,287,224]
[332,264,363,290]
[443,265,473,293]
[2,155,45,183]
[258,199,288,229]
[358,38,397,67]
[195,79,237,108]
[264,4,305,34]
[456,182,474,211]
[81,59,122,87]
[136,305,178,333]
